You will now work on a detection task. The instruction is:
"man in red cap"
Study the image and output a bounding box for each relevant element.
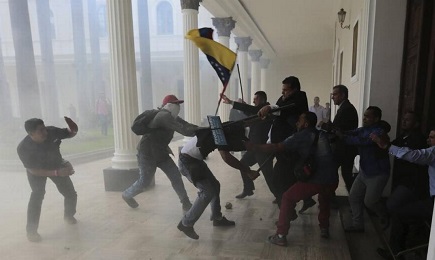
[122,94,199,212]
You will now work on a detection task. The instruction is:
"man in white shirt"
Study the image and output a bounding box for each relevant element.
[309,96,327,128]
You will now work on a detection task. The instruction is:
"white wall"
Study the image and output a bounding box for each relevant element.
[367,0,406,140]
[267,50,333,106]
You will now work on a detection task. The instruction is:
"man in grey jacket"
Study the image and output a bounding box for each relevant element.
[122,95,199,212]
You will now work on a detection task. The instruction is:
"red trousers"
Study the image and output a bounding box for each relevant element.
[276,181,338,235]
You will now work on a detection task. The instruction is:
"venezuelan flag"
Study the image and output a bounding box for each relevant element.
[186,28,237,87]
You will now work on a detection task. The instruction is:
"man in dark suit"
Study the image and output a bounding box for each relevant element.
[258,76,310,207]
[222,91,276,199]
[321,85,359,192]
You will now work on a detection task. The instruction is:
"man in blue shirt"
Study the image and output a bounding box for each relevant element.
[342,106,391,232]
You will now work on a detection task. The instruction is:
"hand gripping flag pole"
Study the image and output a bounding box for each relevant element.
[185,28,237,116]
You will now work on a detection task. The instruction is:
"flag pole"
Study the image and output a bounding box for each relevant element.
[214,60,238,116]
[237,64,244,103]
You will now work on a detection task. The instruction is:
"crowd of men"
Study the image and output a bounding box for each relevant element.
[17,76,435,260]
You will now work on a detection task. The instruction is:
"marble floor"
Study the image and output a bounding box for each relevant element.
[0,140,352,260]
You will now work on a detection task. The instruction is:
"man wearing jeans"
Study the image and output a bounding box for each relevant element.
[177,124,259,240]
[17,117,78,242]
[122,95,199,212]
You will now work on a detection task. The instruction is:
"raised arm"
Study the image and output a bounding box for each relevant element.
[64,116,78,138]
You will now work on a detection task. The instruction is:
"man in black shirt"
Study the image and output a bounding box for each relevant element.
[321,85,359,192]
[258,76,310,208]
[17,117,78,242]
[221,91,276,199]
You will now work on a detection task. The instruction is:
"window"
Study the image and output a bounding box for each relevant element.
[351,21,359,78]
[50,10,56,39]
[98,5,107,37]
[339,51,343,84]
[156,1,173,35]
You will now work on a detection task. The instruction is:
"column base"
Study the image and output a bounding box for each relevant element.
[103,167,155,191]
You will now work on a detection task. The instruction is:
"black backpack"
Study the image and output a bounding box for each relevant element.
[131,109,159,135]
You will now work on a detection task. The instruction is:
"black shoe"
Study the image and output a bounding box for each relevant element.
[376,248,394,260]
[235,190,254,199]
[213,216,235,226]
[320,228,329,239]
[27,232,42,242]
[299,198,316,214]
[122,194,139,208]
[64,216,77,225]
[344,225,365,233]
[177,221,199,240]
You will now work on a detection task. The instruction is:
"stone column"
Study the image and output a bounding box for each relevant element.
[249,50,262,104]
[103,0,140,191]
[212,17,235,121]
[234,37,252,103]
[260,58,270,92]
[181,0,202,125]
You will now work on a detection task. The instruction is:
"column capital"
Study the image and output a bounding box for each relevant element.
[260,58,270,69]
[180,0,202,10]
[249,50,262,62]
[212,17,236,37]
[234,37,252,52]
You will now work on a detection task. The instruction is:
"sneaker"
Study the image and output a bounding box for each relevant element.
[177,221,199,240]
[122,194,139,209]
[182,201,192,212]
[235,190,254,199]
[64,216,77,225]
[267,234,287,247]
[299,198,316,214]
[320,228,329,238]
[27,232,42,242]
[213,216,235,227]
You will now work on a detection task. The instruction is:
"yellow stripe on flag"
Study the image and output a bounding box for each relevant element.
[186,29,236,71]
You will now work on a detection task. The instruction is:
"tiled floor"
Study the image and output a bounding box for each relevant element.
[0,140,352,260]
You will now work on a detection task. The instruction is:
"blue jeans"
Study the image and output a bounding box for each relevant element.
[178,154,222,227]
[348,171,389,227]
[123,151,190,205]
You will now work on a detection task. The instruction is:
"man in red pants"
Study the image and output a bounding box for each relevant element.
[245,111,338,246]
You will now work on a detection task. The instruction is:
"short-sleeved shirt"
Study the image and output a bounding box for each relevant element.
[17,126,70,170]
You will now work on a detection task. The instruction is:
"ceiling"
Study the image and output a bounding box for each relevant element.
[202,0,338,59]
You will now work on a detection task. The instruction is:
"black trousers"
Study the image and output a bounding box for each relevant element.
[26,172,77,233]
[240,151,276,198]
[335,145,357,192]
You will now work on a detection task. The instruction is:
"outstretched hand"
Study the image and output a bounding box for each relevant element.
[220,93,232,104]
[370,132,390,149]
[257,105,271,119]
[64,116,78,133]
